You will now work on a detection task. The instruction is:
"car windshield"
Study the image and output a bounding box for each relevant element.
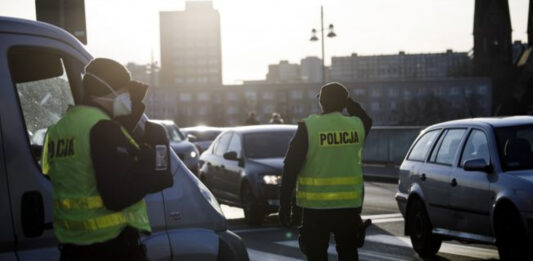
[185,130,222,141]
[495,124,533,171]
[166,124,185,142]
[244,131,294,159]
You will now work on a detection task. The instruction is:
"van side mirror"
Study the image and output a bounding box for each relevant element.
[463,158,492,173]
[223,151,238,161]
[187,134,197,142]
[21,191,45,237]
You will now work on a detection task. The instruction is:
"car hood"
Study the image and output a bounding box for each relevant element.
[247,158,284,174]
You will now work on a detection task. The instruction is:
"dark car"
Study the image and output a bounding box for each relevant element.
[198,125,296,225]
[396,117,533,260]
[152,120,200,174]
[181,126,227,153]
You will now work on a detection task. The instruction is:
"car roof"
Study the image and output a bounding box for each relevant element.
[226,124,297,135]
[427,116,533,130]
[0,16,90,59]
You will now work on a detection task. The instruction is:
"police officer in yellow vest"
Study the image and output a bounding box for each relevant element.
[42,58,172,261]
[279,82,373,261]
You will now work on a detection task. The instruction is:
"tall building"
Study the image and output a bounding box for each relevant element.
[266,60,301,83]
[159,1,222,85]
[331,50,471,82]
[126,62,159,86]
[300,56,322,83]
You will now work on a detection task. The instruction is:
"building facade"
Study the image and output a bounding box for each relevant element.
[126,62,160,87]
[331,50,472,82]
[145,78,492,127]
[159,1,222,85]
[266,60,301,83]
[300,56,323,83]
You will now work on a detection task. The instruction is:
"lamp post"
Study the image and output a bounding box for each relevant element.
[310,5,336,84]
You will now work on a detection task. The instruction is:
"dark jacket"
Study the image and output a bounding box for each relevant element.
[280,99,373,211]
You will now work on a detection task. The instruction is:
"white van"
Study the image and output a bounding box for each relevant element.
[0,16,249,261]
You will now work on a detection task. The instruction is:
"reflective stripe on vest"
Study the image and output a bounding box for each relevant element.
[54,196,104,209]
[296,112,365,209]
[55,211,149,232]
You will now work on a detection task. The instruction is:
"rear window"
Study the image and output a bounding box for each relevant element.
[407,130,439,161]
[495,125,533,171]
[244,131,295,159]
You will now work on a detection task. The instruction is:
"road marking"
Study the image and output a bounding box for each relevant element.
[365,234,499,259]
[276,240,411,261]
[247,248,303,261]
[362,213,403,219]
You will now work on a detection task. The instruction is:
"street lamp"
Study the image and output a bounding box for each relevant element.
[310,5,336,83]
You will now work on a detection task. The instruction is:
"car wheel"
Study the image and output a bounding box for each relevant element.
[241,184,264,226]
[495,206,530,260]
[407,199,442,258]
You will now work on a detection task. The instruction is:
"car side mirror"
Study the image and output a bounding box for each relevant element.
[187,134,197,142]
[223,151,238,161]
[463,158,492,173]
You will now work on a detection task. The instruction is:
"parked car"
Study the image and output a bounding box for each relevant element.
[396,117,533,260]
[152,120,200,174]
[181,126,227,153]
[0,16,248,261]
[198,125,296,225]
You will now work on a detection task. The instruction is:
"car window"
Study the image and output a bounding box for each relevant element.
[213,132,232,156]
[460,130,490,166]
[495,124,533,171]
[226,134,242,158]
[407,130,440,161]
[185,130,222,141]
[9,47,79,165]
[434,129,466,165]
[244,131,294,159]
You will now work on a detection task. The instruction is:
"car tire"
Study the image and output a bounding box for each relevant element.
[407,199,442,258]
[495,206,530,260]
[241,184,264,226]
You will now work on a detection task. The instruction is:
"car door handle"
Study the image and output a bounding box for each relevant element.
[420,173,426,181]
[169,211,182,221]
[451,178,458,187]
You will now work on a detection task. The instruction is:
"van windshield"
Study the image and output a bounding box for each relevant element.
[495,125,533,171]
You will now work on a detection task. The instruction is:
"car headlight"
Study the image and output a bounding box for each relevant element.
[263,175,281,185]
[190,151,197,158]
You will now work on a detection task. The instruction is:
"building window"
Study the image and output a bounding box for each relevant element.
[262,91,274,100]
[226,106,238,115]
[227,92,238,101]
[388,88,399,97]
[197,92,210,101]
[478,86,488,95]
[308,90,318,99]
[180,93,192,102]
[371,89,381,97]
[371,102,380,111]
[451,87,460,95]
[291,90,303,99]
[262,104,275,113]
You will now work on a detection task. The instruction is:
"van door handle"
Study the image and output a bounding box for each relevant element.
[169,211,182,221]
[451,178,458,187]
[420,173,426,181]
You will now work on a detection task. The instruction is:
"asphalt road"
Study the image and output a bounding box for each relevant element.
[222,181,500,261]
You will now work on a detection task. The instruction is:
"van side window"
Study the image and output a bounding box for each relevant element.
[9,48,76,162]
[460,130,490,166]
[434,129,466,165]
[213,133,232,156]
[407,130,439,161]
[227,134,242,158]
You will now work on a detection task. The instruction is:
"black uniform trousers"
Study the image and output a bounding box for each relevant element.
[59,226,147,261]
[299,208,362,261]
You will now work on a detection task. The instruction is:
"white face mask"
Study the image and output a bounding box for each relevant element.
[86,72,132,117]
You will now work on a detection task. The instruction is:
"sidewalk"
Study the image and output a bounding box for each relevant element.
[363,163,399,184]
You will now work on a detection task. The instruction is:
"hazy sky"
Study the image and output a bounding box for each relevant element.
[0,0,530,84]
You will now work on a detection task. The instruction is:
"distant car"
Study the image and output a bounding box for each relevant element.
[152,120,200,174]
[181,126,227,153]
[198,125,296,225]
[396,117,533,260]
